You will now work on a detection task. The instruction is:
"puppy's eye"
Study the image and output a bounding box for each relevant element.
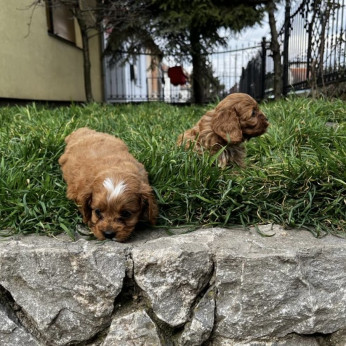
[251,109,257,117]
[95,209,103,219]
[120,210,132,219]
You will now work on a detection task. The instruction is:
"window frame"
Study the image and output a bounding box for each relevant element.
[45,0,79,47]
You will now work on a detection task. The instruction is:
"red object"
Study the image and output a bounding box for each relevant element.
[168,66,188,86]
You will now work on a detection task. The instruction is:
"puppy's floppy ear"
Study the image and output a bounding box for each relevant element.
[77,192,92,224]
[211,109,243,143]
[140,183,158,225]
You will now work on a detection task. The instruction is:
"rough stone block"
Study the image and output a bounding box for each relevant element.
[102,310,161,345]
[0,303,40,346]
[0,236,127,345]
[132,235,214,327]
[0,225,346,345]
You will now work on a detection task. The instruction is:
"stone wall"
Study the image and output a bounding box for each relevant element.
[1,225,346,345]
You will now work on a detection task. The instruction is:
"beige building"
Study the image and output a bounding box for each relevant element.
[0,1,103,102]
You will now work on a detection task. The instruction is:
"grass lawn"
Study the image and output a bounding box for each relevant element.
[0,97,345,239]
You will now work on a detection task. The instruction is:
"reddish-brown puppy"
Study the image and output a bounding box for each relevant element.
[177,93,269,167]
[59,127,158,241]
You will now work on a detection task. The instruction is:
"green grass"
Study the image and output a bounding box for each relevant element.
[0,97,345,239]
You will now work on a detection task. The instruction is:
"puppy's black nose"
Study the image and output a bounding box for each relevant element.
[103,230,115,239]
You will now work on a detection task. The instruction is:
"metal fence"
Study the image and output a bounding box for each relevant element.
[104,0,346,103]
[209,43,266,101]
[283,0,346,95]
[234,0,346,100]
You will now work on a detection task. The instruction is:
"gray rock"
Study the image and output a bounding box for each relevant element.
[102,310,161,346]
[132,234,214,327]
[179,287,215,346]
[0,304,40,346]
[212,225,346,341]
[210,333,321,345]
[329,327,346,346]
[0,236,127,345]
[1,225,346,345]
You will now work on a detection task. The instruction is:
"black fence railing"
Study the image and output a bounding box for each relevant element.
[104,0,346,103]
[236,0,346,100]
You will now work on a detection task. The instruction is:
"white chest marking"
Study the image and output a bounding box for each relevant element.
[103,178,127,201]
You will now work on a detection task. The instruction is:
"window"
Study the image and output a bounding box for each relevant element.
[46,0,77,45]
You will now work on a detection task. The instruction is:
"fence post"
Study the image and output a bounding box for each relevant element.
[261,37,267,100]
[282,0,291,96]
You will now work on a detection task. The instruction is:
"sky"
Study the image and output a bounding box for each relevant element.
[228,2,286,47]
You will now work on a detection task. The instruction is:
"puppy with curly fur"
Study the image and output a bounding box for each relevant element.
[59,127,158,241]
[177,93,269,167]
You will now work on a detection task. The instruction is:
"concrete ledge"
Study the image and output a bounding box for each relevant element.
[1,225,346,345]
